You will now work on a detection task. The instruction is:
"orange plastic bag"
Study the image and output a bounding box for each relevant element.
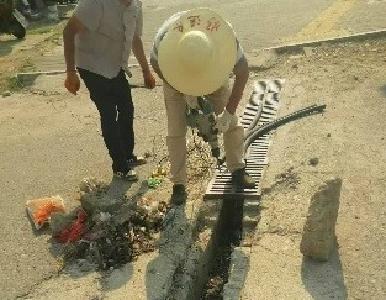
[26,196,65,229]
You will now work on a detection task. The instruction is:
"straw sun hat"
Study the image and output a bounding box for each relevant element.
[158,8,237,96]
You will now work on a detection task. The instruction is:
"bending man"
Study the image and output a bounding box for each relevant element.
[150,8,254,204]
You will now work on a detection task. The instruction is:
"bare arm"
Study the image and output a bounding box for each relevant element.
[226,58,249,114]
[63,16,86,94]
[150,55,164,81]
[132,33,155,89]
[132,33,150,73]
[63,16,86,72]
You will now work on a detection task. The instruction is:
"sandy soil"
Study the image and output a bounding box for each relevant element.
[242,38,386,299]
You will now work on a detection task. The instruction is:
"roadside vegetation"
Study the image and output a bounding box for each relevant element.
[0,21,65,93]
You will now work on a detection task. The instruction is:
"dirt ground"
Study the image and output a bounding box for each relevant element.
[242,39,386,299]
[1,0,386,299]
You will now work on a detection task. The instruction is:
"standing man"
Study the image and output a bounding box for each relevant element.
[63,0,155,180]
[150,8,254,204]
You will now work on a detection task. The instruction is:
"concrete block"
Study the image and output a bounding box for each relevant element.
[223,247,250,300]
[247,48,278,71]
[303,46,314,57]
[242,215,260,227]
[223,287,240,300]
[300,178,342,261]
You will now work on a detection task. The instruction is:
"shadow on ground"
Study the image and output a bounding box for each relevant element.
[301,178,347,299]
[0,38,22,57]
[380,84,386,97]
[301,243,348,300]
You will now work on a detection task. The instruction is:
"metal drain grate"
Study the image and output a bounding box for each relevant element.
[204,79,285,200]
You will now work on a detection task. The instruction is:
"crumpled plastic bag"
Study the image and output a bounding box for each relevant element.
[55,209,87,243]
[26,196,65,230]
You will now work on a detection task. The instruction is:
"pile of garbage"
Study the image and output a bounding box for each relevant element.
[27,178,169,270]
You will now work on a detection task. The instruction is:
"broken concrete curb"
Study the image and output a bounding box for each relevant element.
[170,201,223,300]
[223,247,251,300]
[262,29,386,55]
[17,70,66,85]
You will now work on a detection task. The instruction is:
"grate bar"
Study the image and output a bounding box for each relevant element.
[204,79,284,201]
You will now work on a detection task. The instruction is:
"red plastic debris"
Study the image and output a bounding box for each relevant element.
[55,210,87,243]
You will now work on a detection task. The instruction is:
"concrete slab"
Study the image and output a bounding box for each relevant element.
[223,247,251,300]
[240,39,386,299]
[242,235,347,300]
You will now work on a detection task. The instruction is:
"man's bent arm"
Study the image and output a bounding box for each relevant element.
[132,33,150,73]
[63,16,86,72]
[150,55,164,80]
[226,58,249,114]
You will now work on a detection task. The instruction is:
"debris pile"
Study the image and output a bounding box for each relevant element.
[204,276,224,299]
[28,178,170,270]
[186,135,215,182]
[273,167,300,189]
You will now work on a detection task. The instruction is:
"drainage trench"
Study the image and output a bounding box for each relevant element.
[200,199,245,299]
[168,78,328,299]
[198,79,285,299]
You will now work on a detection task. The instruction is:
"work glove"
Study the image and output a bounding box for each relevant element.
[216,109,237,133]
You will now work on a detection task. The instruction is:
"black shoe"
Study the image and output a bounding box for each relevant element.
[231,168,255,189]
[127,155,147,167]
[113,169,138,181]
[170,184,187,206]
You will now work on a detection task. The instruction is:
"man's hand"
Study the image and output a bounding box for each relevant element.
[143,69,156,89]
[63,16,85,95]
[216,109,238,133]
[132,33,155,89]
[64,72,80,95]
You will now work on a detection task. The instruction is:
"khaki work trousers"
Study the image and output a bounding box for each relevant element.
[163,82,245,185]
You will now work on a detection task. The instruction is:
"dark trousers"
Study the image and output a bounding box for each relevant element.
[78,68,134,173]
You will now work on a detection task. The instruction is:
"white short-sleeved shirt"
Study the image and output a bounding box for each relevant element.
[74,0,143,79]
[150,11,245,70]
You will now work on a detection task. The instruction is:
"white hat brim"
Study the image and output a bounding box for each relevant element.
[158,8,237,96]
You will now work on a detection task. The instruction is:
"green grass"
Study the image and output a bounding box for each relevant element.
[27,20,56,35]
[2,57,38,92]
[6,76,23,92]
[21,57,38,72]
[28,19,67,36]
[28,26,53,35]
